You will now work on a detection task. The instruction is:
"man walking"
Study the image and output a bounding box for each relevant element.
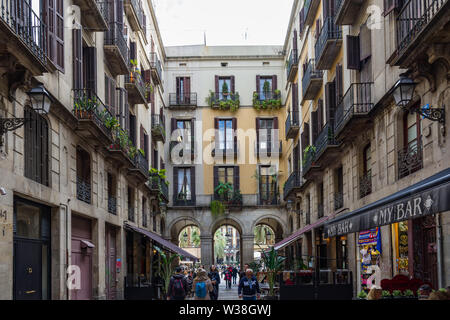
[232,265,238,284]
[168,266,188,300]
[239,263,249,281]
[238,268,261,301]
[208,265,221,300]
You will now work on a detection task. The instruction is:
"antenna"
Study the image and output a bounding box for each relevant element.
[204,31,207,46]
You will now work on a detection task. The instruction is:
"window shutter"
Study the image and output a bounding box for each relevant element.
[140,124,145,150]
[292,83,299,115]
[383,0,402,16]
[311,110,318,144]
[190,118,195,150]
[215,75,219,93]
[326,81,337,125]
[124,91,130,131]
[105,75,110,107]
[346,35,360,70]
[256,75,260,93]
[72,29,82,90]
[130,114,136,146]
[335,64,343,104]
[185,77,191,95]
[190,167,196,201]
[301,128,307,155]
[359,24,372,61]
[293,30,298,52]
[272,75,278,91]
[130,42,136,60]
[299,8,305,34]
[213,166,219,192]
[143,70,151,102]
[176,77,181,96]
[230,76,235,93]
[49,0,64,70]
[317,99,324,131]
[234,166,240,192]
[273,117,279,151]
[232,117,237,153]
[110,77,116,113]
[83,47,97,94]
[256,117,260,154]
[214,117,219,151]
[173,167,179,199]
[144,133,149,160]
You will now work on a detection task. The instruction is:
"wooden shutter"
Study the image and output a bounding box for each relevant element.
[315,19,321,39]
[124,90,130,131]
[185,77,191,96]
[215,75,219,93]
[272,75,278,91]
[311,110,318,144]
[190,118,195,153]
[292,83,299,115]
[190,167,196,201]
[83,47,97,94]
[293,144,299,172]
[213,167,219,191]
[233,166,240,192]
[346,35,360,70]
[130,114,136,146]
[335,64,343,104]
[317,99,324,131]
[273,117,279,151]
[105,75,110,106]
[359,24,372,61]
[325,81,337,125]
[256,117,260,154]
[232,117,237,153]
[214,117,219,151]
[293,30,298,52]
[144,133,149,160]
[230,76,235,93]
[301,125,307,154]
[256,75,260,93]
[173,167,179,199]
[72,29,82,90]
[48,0,64,69]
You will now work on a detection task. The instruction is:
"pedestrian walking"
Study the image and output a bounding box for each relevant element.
[192,268,214,300]
[239,263,249,281]
[223,266,232,289]
[232,266,238,284]
[238,268,261,301]
[185,271,194,299]
[167,266,188,300]
[208,265,221,300]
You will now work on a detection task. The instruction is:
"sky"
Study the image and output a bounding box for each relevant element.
[152,0,295,47]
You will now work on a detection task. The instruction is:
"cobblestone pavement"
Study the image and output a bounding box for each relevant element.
[217,278,240,300]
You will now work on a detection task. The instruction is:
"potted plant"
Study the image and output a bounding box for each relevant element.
[214,182,233,202]
[357,290,367,300]
[381,290,392,299]
[403,289,415,299]
[259,246,286,300]
[392,289,403,299]
[221,81,229,99]
[154,246,180,300]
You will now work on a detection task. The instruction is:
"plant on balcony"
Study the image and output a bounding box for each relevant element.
[103,114,120,131]
[302,145,316,166]
[252,90,282,110]
[73,95,100,118]
[128,145,138,159]
[138,148,145,157]
[230,189,243,206]
[215,182,233,201]
[211,200,226,217]
[206,90,240,112]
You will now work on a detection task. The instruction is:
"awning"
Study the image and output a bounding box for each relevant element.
[80,240,95,248]
[274,215,331,251]
[125,223,198,261]
[323,168,450,238]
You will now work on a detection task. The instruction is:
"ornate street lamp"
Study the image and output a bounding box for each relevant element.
[0,85,53,147]
[393,74,445,124]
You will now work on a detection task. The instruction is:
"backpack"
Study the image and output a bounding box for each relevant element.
[195,281,207,298]
[172,278,185,298]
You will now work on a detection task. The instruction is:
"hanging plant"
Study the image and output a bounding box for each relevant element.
[211,200,226,218]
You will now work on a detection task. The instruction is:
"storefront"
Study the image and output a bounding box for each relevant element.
[13,197,51,300]
[323,168,450,291]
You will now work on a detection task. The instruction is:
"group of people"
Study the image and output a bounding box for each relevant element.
[167,263,261,300]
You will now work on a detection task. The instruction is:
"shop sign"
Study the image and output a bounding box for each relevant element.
[324,182,450,238]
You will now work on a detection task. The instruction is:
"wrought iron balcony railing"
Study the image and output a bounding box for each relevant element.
[125,70,147,103]
[0,0,48,66]
[151,113,166,141]
[258,189,280,205]
[169,93,198,107]
[96,1,109,24]
[359,170,372,199]
[315,16,342,69]
[304,0,320,26]
[396,0,448,56]
[104,22,129,68]
[150,52,162,83]
[286,49,299,81]
[108,196,117,214]
[302,146,316,175]
[127,0,144,30]
[72,89,114,139]
[334,82,374,135]
[149,174,169,202]
[283,171,304,200]
[128,207,135,222]
[133,152,149,178]
[314,122,339,160]
[173,193,196,207]
[302,59,323,101]
[285,111,300,139]
[77,177,92,204]
[253,90,281,101]
[209,92,240,104]
[334,191,344,210]
[334,0,365,25]
[398,140,423,179]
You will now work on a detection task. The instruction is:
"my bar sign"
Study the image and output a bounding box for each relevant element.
[324,182,450,238]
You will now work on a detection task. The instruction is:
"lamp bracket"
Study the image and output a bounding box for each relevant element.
[414,105,446,124]
[0,117,28,146]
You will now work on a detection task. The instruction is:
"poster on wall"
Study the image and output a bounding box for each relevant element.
[359,227,382,291]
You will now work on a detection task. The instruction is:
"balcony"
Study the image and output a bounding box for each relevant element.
[72,89,114,147]
[304,0,321,26]
[124,0,144,32]
[125,70,147,105]
[286,49,299,82]
[334,192,344,211]
[169,93,198,109]
[0,0,49,76]
[252,91,282,110]
[107,129,135,167]
[74,0,108,31]
[213,192,243,211]
[150,52,162,85]
[315,17,342,70]
[283,171,305,200]
[398,141,423,180]
[127,152,149,181]
[173,193,196,207]
[128,207,135,222]
[393,0,450,68]
[301,59,323,102]
[148,175,169,203]
[104,22,130,76]
[359,170,372,199]
[77,177,92,204]
[255,140,282,158]
[334,82,374,139]
[334,0,364,25]
[108,196,117,214]
[208,92,240,111]
[170,140,195,161]
[258,188,280,206]
[151,114,166,142]
[302,146,320,178]
[285,111,300,139]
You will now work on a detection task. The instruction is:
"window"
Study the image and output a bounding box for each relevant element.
[334,167,344,210]
[48,0,64,70]
[128,187,135,222]
[259,166,277,205]
[336,236,348,270]
[399,110,423,179]
[176,167,192,201]
[318,182,324,218]
[76,147,91,204]
[360,144,372,198]
[214,166,239,201]
[219,77,232,100]
[176,77,191,103]
[24,106,49,186]
[142,198,147,227]
[176,120,193,150]
[258,77,272,100]
[107,173,117,214]
[363,144,371,174]
[257,118,274,151]
[218,119,233,150]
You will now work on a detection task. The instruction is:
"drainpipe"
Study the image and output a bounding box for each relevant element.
[436,213,444,288]
[60,200,70,300]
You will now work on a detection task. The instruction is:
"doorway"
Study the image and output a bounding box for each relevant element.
[105,224,117,300]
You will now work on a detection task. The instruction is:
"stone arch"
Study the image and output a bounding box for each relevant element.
[251,214,287,240]
[209,215,245,236]
[168,215,203,243]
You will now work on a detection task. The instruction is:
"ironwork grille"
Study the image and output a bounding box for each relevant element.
[77,177,92,204]
[398,140,423,179]
[359,170,372,199]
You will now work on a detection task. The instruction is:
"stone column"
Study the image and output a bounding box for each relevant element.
[241,234,255,266]
[200,235,213,267]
